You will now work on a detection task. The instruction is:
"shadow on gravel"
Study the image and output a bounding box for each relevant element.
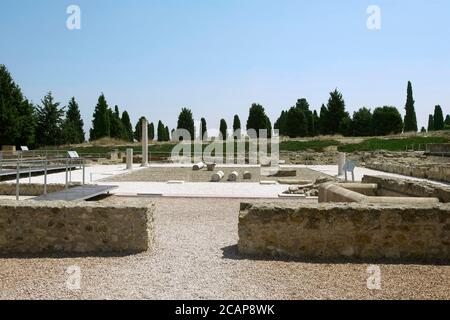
[220,245,450,266]
[0,251,145,259]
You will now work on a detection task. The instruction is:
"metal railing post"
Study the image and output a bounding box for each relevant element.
[16,161,20,201]
[82,158,85,185]
[65,158,69,190]
[44,157,48,195]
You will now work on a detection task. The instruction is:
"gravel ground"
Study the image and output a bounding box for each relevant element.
[0,197,449,300]
[103,167,327,183]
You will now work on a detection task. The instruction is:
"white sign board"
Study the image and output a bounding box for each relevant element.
[20,146,29,151]
[68,151,80,159]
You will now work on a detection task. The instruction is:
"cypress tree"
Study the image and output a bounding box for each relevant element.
[121,111,133,141]
[427,115,435,132]
[157,120,165,142]
[149,122,155,140]
[232,115,241,139]
[165,126,170,141]
[62,97,85,144]
[200,117,208,140]
[433,105,444,130]
[403,81,418,132]
[90,93,110,141]
[325,89,347,135]
[219,119,228,140]
[318,104,328,135]
[177,108,195,140]
[445,115,450,126]
[36,92,64,146]
[110,105,124,139]
[246,103,269,138]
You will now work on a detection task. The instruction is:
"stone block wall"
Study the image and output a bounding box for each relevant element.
[0,200,154,254]
[362,175,450,203]
[238,202,450,260]
[0,183,80,196]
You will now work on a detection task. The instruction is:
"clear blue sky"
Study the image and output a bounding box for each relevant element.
[1,0,449,135]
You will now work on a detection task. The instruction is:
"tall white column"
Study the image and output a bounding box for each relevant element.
[338,152,346,176]
[141,119,149,167]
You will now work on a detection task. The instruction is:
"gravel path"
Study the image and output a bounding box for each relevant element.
[0,197,449,300]
[103,167,327,183]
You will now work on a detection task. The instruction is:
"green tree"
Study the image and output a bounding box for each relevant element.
[232,115,241,139]
[325,89,347,135]
[0,64,36,147]
[16,99,37,147]
[372,106,403,136]
[134,116,151,142]
[285,107,308,138]
[110,105,124,139]
[36,92,64,146]
[312,110,319,136]
[433,105,444,130]
[165,126,170,141]
[445,115,450,126]
[200,117,207,140]
[246,103,270,138]
[427,115,435,132]
[265,115,272,138]
[177,107,195,140]
[352,107,372,136]
[149,122,155,140]
[90,93,110,141]
[339,114,353,137]
[121,111,133,141]
[403,81,418,132]
[274,110,288,136]
[219,119,228,140]
[157,120,165,142]
[318,104,328,135]
[62,97,85,144]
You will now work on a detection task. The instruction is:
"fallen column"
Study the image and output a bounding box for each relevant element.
[228,171,239,181]
[211,171,224,182]
[243,171,252,179]
[193,162,205,170]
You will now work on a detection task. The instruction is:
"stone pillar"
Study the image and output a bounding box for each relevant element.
[141,119,149,167]
[338,152,346,176]
[126,148,133,170]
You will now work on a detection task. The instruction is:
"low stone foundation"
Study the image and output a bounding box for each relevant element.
[238,202,450,260]
[0,200,154,254]
[0,183,80,196]
[366,161,450,183]
[362,175,450,203]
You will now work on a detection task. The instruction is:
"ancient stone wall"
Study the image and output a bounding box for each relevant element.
[366,161,450,183]
[362,175,450,203]
[238,202,450,260]
[0,183,80,196]
[0,200,154,254]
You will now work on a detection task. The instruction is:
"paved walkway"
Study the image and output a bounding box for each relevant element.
[2,163,448,198]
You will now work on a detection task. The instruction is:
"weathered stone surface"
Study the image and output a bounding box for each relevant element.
[269,169,296,177]
[0,183,80,196]
[0,200,154,254]
[362,175,450,203]
[238,202,450,260]
[228,171,239,182]
[211,171,224,182]
[193,162,205,171]
[318,182,439,204]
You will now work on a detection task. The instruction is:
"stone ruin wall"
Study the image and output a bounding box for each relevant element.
[238,202,450,261]
[0,200,154,254]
